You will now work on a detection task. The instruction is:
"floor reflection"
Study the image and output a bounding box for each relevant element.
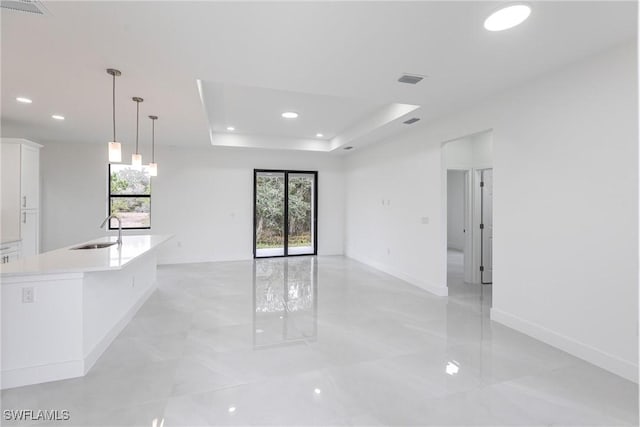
[252,257,318,348]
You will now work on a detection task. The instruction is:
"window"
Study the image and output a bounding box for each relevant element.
[108,164,151,229]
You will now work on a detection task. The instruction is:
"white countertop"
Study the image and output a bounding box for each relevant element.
[0,234,172,277]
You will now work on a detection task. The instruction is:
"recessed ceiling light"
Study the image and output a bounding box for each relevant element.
[316,133,324,138]
[228,406,236,413]
[314,388,322,395]
[484,4,531,31]
[51,115,65,120]
[445,360,460,375]
[281,112,299,119]
[16,97,32,104]
[227,126,235,131]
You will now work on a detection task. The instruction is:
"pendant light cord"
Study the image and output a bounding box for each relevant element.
[112,73,116,142]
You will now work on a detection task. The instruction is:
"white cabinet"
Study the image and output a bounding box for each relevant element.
[20,144,40,210]
[0,241,20,264]
[21,210,39,257]
[0,138,41,259]
[1,144,21,242]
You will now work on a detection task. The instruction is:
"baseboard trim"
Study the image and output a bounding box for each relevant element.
[490,307,638,383]
[83,282,157,373]
[346,254,448,297]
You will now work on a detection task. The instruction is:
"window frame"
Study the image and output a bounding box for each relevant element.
[108,163,152,230]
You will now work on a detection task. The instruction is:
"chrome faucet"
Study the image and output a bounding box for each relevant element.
[100,214,122,246]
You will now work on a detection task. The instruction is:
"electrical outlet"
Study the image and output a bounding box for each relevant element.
[421,216,429,224]
[22,287,34,303]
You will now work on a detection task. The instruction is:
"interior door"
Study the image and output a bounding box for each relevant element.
[463,170,473,283]
[480,169,493,284]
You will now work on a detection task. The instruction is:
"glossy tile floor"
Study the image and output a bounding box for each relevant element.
[2,253,638,426]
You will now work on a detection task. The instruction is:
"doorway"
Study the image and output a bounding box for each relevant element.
[443,130,493,291]
[253,170,318,258]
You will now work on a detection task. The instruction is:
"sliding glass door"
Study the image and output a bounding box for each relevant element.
[254,171,286,257]
[254,170,317,258]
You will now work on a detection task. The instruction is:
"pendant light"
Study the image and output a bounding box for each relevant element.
[107,69,122,162]
[148,115,158,176]
[131,96,143,169]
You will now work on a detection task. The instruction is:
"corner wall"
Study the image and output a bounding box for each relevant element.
[344,42,638,381]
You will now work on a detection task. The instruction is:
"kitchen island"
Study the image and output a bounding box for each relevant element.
[0,234,172,389]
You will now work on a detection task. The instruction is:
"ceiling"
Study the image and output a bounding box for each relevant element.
[199,80,418,150]
[0,1,636,153]
[201,82,387,140]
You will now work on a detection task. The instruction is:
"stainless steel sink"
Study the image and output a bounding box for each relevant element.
[71,242,118,250]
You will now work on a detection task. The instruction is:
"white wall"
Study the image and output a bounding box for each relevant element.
[444,132,493,169]
[447,170,465,251]
[40,144,345,263]
[345,42,638,381]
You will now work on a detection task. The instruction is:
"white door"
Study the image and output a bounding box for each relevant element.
[21,210,39,258]
[20,144,39,210]
[481,169,493,283]
[463,170,473,283]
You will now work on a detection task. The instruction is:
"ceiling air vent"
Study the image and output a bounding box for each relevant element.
[1,0,48,14]
[403,117,420,125]
[398,74,425,85]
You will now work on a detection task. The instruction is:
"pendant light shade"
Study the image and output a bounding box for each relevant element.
[148,115,158,177]
[107,69,122,162]
[108,142,121,163]
[132,97,143,170]
[131,153,142,168]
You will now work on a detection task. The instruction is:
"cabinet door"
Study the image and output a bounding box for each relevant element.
[20,144,40,210]
[20,210,39,258]
[6,251,19,263]
[0,241,20,264]
[1,143,21,241]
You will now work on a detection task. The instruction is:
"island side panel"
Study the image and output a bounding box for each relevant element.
[82,251,158,372]
[1,274,84,389]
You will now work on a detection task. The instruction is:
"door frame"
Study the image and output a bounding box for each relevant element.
[253,169,318,258]
[478,168,493,284]
[441,128,493,288]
